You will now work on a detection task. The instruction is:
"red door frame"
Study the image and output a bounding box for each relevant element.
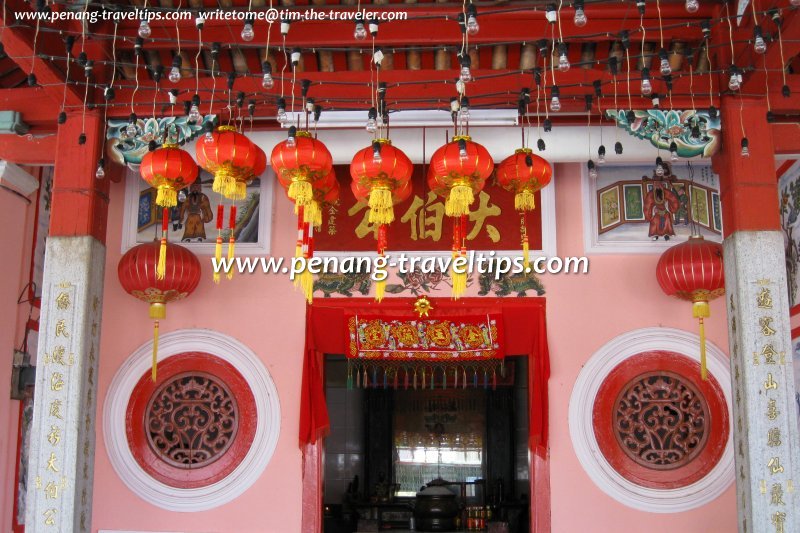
[300,298,551,533]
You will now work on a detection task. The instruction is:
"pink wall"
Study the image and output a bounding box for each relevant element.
[83,161,735,532]
[0,181,37,531]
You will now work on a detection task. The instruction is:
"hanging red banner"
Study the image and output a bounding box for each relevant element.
[347,314,504,360]
[314,165,543,252]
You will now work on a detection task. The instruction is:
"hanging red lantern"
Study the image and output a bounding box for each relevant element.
[428,136,493,299]
[656,235,725,380]
[118,241,201,381]
[496,148,552,266]
[195,125,258,199]
[349,139,413,225]
[271,129,333,209]
[428,135,494,217]
[140,143,198,208]
[139,143,199,280]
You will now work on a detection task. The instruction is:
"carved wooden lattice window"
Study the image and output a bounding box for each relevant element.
[146,372,239,468]
[613,371,709,470]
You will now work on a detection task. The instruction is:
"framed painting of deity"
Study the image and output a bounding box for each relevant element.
[598,186,622,231]
[690,185,710,227]
[582,162,723,254]
[622,184,645,221]
[122,167,274,256]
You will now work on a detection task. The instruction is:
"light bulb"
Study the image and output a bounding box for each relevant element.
[655,163,665,177]
[466,15,479,36]
[204,131,214,144]
[460,107,470,120]
[287,135,296,148]
[558,53,570,72]
[728,72,741,91]
[685,0,699,12]
[740,138,750,157]
[754,36,767,54]
[262,73,274,90]
[125,122,137,137]
[574,8,587,27]
[354,22,367,40]
[456,79,466,94]
[373,151,382,164]
[460,66,472,83]
[641,78,652,96]
[95,164,105,179]
[550,96,561,112]
[138,19,151,39]
[188,105,201,123]
[178,189,187,202]
[459,147,469,162]
[660,58,671,77]
[277,108,288,124]
[588,162,598,179]
[168,66,181,83]
[670,142,679,161]
[366,118,377,133]
[241,23,254,42]
[598,153,606,164]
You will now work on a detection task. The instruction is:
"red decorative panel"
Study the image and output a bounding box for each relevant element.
[593,351,729,489]
[126,352,257,489]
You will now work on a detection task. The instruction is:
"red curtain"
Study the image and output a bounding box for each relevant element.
[298,297,550,449]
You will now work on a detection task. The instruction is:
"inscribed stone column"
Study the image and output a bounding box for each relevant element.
[714,97,800,533]
[25,111,109,533]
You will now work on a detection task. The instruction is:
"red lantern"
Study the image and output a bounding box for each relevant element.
[656,235,725,380]
[118,241,201,381]
[349,139,413,225]
[140,143,198,208]
[195,125,258,199]
[496,148,552,265]
[271,130,333,208]
[428,135,494,217]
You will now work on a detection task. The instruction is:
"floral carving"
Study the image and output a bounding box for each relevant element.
[613,371,708,469]
[146,372,238,468]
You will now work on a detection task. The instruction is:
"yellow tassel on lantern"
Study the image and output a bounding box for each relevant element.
[451,252,467,299]
[445,183,475,217]
[230,181,247,201]
[368,187,395,224]
[226,238,235,280]
[213,165,235,196]
[375,279,386,302]
[213,235,223,284]
[301,201,322,229]
[156,238,167,280]
[522,236,530,269]
[156,187,178,208]
[299,269,314,304]
[289,179,313,206]
[148,302,166,382]
[515,190,536,211]
[693,300,711,381]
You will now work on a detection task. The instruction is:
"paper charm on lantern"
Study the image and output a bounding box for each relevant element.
[429,135,494,298]
[195,124,258,199]
[350,139,413,301]
[496,148,552,267]
[139,143,199,279]
[118,241,201,381]
[656,235,725,380]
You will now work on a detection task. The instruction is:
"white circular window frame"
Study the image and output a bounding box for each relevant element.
[568,327,734,513]
[103,328,281,512]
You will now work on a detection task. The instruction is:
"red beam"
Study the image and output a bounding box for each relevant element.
[0,88,60,128]
[0,133,56,164]
[772,123,800,155]
[0,0,83,107]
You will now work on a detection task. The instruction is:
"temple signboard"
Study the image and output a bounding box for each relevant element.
[314,165,544,253]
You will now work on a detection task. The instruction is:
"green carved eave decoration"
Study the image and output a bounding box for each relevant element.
[605,109,721,158]
[106,115,217,167]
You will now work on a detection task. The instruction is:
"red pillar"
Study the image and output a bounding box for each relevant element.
[711,96,779,235]
[49,111,110,243]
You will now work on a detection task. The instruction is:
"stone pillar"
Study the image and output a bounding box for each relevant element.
[24,111,109,532]
[715,98,800,533]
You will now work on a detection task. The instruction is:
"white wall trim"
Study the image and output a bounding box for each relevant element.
[568,327,734,513]
[103,329,281,512]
